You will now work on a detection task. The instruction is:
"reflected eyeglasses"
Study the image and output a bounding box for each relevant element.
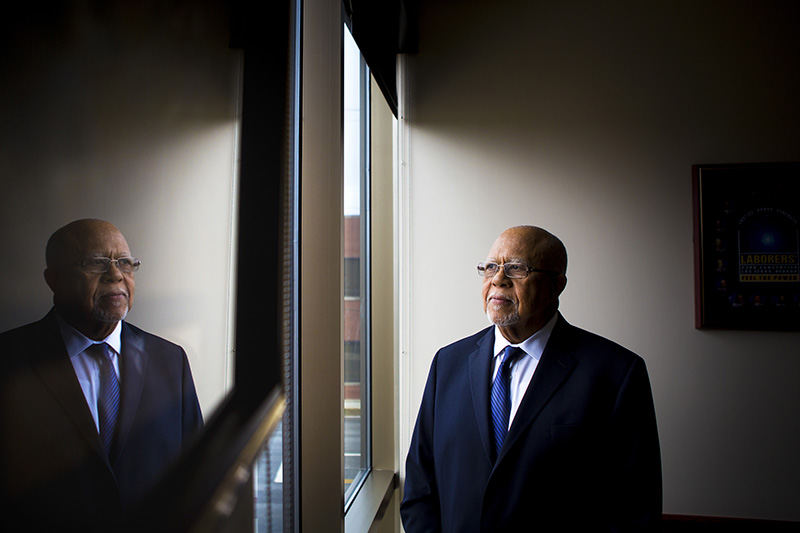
[79,257,142,274]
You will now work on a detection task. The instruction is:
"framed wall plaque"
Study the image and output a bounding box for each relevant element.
[693,162,800,330]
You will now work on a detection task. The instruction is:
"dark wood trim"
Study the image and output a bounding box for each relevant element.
[662,514,800,532]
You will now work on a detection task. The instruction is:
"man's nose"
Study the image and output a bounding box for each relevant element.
[102,261,124,281]
[491,266,511,286]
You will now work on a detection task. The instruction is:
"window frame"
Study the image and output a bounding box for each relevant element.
[342,18,373,509]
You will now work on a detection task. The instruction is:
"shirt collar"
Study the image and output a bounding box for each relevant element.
[55,312,123,359]
[492,312,559,362]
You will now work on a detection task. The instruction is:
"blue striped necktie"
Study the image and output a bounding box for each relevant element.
[490,345,525,461]
[89,342,120,458]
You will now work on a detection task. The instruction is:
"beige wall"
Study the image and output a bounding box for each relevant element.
[371,75,401,533]
[402,0,800,521]
[0,2,240,416]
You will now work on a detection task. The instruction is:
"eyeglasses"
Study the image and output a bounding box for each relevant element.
[476,262,558,279]
[79,257,142,274]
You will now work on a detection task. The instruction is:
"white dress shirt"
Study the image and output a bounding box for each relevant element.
[491,312,558,429]
[56,314,122,432]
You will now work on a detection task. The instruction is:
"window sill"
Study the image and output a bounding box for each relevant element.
[344,469,398,533]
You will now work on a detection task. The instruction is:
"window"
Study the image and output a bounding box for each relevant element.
[344,257,361,298]
[254,424,286,532]
[343,23,371,506]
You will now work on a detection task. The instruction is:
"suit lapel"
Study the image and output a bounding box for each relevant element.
[30,312,106,457]
[114,322,148,463]
[468,327,495,464]
[498,315,577,463]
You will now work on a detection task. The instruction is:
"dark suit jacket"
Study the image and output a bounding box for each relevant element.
[401,314,661,532]
[0,310,203,532]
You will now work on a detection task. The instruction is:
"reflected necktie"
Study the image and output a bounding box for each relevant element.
[88,343,120,458]
[490,346,525,461]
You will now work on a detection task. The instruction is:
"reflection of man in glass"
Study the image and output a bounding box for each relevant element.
[0,219,202,532]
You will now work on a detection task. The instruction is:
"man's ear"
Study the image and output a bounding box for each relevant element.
[44,268,56,293]
[554,274,567,297]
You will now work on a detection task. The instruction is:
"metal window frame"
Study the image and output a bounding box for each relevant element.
[343,17,374,511]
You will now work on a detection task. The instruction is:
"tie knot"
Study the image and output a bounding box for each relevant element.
[501,346,525,370]
[87,342,113,362]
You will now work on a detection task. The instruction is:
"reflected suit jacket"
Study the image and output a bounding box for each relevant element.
[401,314,662,532]
[0,310,203,532]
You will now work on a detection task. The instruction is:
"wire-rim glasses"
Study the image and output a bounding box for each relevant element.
[79,257,142,274]
[476,262,558,279]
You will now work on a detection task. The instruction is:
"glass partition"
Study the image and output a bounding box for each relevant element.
[0,1,299,531]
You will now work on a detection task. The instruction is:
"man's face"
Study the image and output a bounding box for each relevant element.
[46,222,135,338]
[481,227,564,343]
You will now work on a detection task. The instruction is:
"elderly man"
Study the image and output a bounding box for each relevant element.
[401,226,661,532]
[0,219,202,532]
